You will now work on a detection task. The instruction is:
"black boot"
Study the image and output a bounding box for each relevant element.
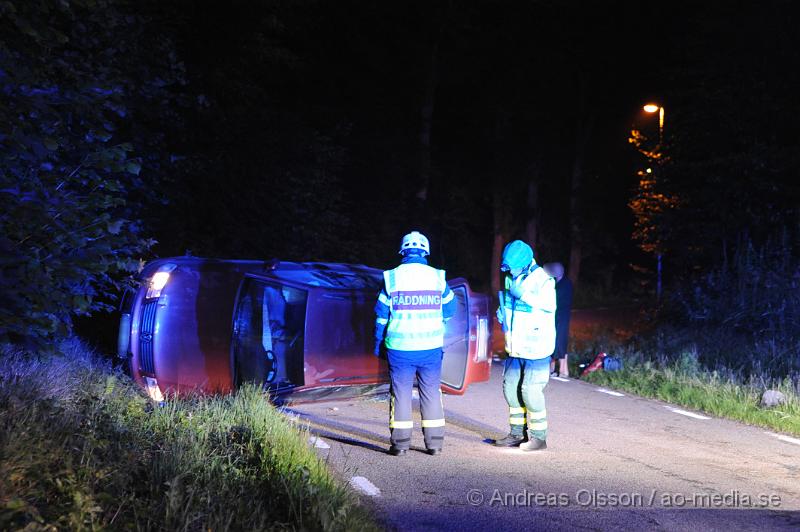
[388,446,408,456]
[493,433,527,447]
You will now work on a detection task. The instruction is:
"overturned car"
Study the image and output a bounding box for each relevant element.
[118,257,492,402]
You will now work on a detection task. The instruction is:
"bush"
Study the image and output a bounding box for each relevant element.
[663,234,800,379]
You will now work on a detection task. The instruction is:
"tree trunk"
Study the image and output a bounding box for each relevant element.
[491,188,511,301]
[417,4,450,211]
[416,40,437,206]
[489,101,514,299]
[525,178,540,249]
[568,113,594,289]
[568,158,583,288]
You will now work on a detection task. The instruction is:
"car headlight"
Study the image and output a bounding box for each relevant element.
[146,264,176,299]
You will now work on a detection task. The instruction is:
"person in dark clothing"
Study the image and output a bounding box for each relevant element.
[544,263,573,377]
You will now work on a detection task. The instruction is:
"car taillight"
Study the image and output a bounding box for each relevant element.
[474,317,488,362]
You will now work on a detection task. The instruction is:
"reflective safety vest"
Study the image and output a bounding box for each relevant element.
[502,265,556,359]
[383,263,447,351]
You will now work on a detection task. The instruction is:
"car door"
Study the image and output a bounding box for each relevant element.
[232,273,491,399]
[303,280,490,395]
[440,279,492,394]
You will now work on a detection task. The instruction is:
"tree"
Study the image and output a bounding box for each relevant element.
[627,127,678,297]
[144,0,356,263]
[631,2,800,280]
[0,0,183,343]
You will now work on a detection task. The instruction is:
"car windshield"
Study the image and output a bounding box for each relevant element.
[232,280,307,389]
[269,266,383,290]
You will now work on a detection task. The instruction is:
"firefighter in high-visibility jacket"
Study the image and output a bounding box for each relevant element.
[494,240,556,451]
[374,231,456,456]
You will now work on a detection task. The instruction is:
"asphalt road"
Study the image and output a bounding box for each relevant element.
[287,361,800,531]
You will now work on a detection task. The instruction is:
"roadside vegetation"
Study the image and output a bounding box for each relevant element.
[0,340,377,531]
[582,348,800,437]
[573,237,800,437]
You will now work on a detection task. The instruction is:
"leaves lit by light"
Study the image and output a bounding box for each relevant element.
[628,129,663,160]
[629,116,676,256]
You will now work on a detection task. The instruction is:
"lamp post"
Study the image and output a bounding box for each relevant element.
[643,103,664,146]
[643,103,665,300]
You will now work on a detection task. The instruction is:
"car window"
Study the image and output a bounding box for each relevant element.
[269,268,383,290]
[233,280,307,390]
[441,285,469,390]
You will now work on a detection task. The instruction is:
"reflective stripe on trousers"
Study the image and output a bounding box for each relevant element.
[388,350,445,451]
[508,405,526,427]
[502,356,550,440]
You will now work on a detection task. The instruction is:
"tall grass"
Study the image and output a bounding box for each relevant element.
[0,339,377,531]
[581,345,800,436]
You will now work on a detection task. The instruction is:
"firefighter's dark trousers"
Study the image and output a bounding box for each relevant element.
[387,348,445,451]
[503,356,550,440]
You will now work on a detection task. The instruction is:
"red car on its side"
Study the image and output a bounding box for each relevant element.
[118,257,492,402]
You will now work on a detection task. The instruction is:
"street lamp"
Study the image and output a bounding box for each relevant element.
[643,103,664,145]
[643,103,665,300]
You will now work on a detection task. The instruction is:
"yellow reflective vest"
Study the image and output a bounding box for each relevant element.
[501,265,556,359]
[383,263,447,351]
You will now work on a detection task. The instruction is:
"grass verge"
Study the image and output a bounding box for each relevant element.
[0,339,378,531]
[583,350,800,437]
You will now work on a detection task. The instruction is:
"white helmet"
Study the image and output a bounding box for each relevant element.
[399,231,430,256]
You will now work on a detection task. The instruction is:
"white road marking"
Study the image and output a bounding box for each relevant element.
[350,476,381,497]
[551,376,570,382]
[596,388,625,397]
[665,406,710,420]
[308,436,331,449]
[765,432,800,446]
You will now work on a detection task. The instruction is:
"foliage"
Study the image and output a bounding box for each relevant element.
[0,0,184,343]
[667,234,800,378]
[627,130,678,258]
[638,2,800,274]
[0,339,378,531]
